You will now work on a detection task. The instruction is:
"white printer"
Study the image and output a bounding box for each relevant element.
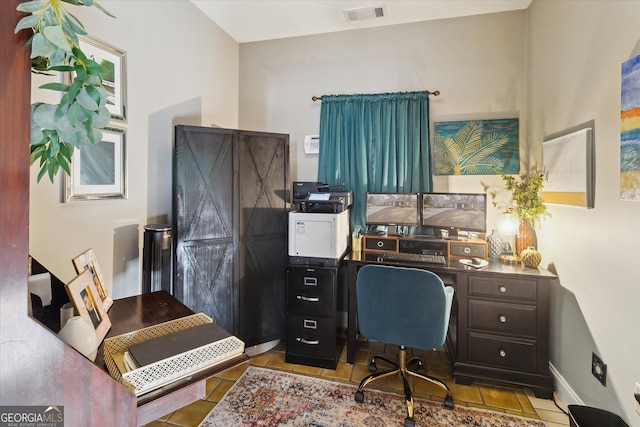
[288,210,350,266]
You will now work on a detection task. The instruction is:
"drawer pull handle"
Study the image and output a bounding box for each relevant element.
[303,319,317,329]
[499,315,507,323]
[304,277,317,286]
[499,286,507,293]
[297,295,320,302]
[499,349,507,357]
[297,338,319,345]
[377,241,384,248]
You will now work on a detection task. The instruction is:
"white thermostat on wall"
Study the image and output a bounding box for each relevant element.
[303,135,320,154]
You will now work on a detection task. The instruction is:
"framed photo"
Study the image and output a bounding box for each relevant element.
[542,121,595,208]
[65,270,112,344]
[63,126,127,202]
[433,117,520,175]
[72,248,112,312]
[74,35,127,122]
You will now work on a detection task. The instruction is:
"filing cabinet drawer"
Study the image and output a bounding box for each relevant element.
[467,332,537,373]
[287,267,336,316]
[468,276,537,302]
[286,314,335,359]
[468,299,537,337]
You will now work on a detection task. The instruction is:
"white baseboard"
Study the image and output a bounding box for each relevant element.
[550,362,584,406]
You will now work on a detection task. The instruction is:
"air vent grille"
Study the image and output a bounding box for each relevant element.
[343,5,386,22]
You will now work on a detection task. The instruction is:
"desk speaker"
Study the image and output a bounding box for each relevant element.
[448,240,488,258]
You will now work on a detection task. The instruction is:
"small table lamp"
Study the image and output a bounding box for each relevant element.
[498,210,520,264]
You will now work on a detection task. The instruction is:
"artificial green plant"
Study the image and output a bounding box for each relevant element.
[14,0,114,182]
[497,170,547,226]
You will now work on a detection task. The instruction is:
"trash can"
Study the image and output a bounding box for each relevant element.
[568,405,629,427]
[142,224,172,294]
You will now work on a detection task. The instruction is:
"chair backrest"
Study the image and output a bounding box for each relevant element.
[356,264,454,350]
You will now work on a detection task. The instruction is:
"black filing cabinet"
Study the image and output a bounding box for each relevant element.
[286,265,339,369]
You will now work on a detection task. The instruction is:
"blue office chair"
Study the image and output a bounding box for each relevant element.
[354,264,455,427]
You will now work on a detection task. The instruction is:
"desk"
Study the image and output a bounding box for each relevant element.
[96,291,249,426]
[345,252,556,398]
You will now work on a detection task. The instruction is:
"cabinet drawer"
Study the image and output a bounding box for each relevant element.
[363,235,398,252]
[287,285,335,316]
[288,266,336,287]
[468,276,537,302]
[468,332,537,373]
[287,267,336,315]
[287,314,335,358]
[468,300,537,337]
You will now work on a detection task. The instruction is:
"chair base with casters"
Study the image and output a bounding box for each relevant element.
[354,345,454,427]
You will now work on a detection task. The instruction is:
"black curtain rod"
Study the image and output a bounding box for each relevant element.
[312,90,440,102]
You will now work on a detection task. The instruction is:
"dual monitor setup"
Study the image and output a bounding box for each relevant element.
[365,192,486,238]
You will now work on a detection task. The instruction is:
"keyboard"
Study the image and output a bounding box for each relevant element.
[381,252,447,265]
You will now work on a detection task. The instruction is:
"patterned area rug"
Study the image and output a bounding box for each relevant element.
[200,366,547,427]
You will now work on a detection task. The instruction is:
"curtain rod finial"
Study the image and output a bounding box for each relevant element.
[431,90,440,96]
[312,96,322,102]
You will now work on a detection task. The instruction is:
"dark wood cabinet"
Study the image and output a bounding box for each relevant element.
[455,269,553,398]
[345,255,555,398]
[286,265,341,369]
[173,126,289,347]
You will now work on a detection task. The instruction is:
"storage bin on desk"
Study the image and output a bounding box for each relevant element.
[103,313,245,397]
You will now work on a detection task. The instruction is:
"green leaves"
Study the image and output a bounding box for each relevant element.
[497,170,547,226]
[15,0,115,182]
[17,1,46,13]
[42,25,71,51]
[14,13,40,32]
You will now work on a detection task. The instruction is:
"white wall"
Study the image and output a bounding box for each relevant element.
[29,1,239,298]
[527,1,640,425]
[239,10,528,232]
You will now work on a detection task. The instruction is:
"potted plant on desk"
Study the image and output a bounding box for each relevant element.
[495,170,547,265]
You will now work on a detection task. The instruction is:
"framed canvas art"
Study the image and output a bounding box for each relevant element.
[74,35,127,122]
[621,54,640,201]
[542,121,595,208]
[63,126,127,202]
[433,117,520,175]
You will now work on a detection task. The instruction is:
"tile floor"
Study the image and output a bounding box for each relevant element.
[144,339,570,427]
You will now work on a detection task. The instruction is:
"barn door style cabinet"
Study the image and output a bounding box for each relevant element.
[173,126,290,347]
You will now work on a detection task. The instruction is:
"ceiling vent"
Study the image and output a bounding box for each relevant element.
[343,5,386,23]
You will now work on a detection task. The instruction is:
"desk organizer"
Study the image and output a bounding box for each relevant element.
[362,234,399,253]
[103,313,245,397]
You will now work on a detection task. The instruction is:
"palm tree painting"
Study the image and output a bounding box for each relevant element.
[433,118,520,175]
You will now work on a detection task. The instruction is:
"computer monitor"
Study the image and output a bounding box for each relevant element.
[365,192,420,233]
[421,193,487,237]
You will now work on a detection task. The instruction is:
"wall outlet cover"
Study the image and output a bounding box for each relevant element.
[591,352,607,387]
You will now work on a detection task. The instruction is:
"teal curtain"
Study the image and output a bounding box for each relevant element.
[317,91,433,232]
